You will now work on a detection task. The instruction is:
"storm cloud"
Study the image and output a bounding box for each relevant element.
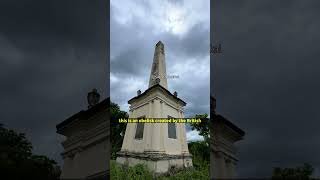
[0,0,109,165]
[212,0,320,177]
[110,0,210,119]
[2,0,318,178]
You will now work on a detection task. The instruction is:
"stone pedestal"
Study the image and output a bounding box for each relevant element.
[116,86,193,173]
[210,112,245,179]
[116,41,192,174]
[117,152,192,174]
[57,98,109,179]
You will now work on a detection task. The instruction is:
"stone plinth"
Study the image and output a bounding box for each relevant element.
[209,113,245,179]
[57,98,109,179]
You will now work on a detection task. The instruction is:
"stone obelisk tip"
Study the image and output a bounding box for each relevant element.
[149,41,168,89]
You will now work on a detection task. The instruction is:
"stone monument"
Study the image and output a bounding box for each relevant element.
[210,96,245,179]
[116,41,192,174]
[56,89,109,179]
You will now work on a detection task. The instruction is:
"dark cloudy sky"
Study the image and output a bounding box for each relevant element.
[0,0,108,165]
[212,0,320,178]
[110,0,210,142]
[1,0,320,178]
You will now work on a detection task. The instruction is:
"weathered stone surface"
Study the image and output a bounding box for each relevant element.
[57,97,109,179]
[209,96,245,179]
[149,41,168,89]
[117,41,192,174]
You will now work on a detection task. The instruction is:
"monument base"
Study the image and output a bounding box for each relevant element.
[116,151,193,174]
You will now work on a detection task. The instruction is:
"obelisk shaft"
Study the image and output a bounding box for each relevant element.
[148,41,168,89]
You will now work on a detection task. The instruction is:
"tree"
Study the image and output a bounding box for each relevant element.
[190,114,210,143]
[110,101,129,159]
[188,114,210,173]
[272,163,314,179]
[0,124,61,178]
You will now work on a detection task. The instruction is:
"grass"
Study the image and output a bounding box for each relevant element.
[110,160,209,180]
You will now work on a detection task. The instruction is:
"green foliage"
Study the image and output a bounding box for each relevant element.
[111,160,209,180]
[190,114,210,143]
[110,140,210,180]
[110,101,129,159]
[272,163,314,179]
[188,141,210,169]
[0,124,61,178]
[157,167,208,180]
[0,124,32,161]
[111,160,153,180]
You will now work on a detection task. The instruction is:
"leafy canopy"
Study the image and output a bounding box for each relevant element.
[110,101,129,159]
[272,163,314,179]
[0,124,60,179]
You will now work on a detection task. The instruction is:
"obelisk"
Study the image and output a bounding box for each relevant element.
[149,41,168,89]
[116,41,192,174]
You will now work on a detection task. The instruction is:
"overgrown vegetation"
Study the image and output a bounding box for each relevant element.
[111,159,208,179]
[272,163,314,179]
[0,124,61,178]
[110,101,128,159]
[110,140,209,179]
[111,161,153,180]
[188,141,210,169]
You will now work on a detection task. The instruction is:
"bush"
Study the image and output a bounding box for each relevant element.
[157,166,208,180]
[110,160,209,180]
[188,141,210,171]
[111,140,210,179]
[0,124,60,179]
[110,160,153,180]
[272,163,314,179]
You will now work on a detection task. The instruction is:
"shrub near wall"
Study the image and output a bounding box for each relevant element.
[110,160,209,180]
[111,141,210,179]
[111,161,153,180]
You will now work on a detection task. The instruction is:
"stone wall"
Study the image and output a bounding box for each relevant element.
[60,109,109,179]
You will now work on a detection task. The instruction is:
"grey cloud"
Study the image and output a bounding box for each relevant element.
[0,0,109,166]
[110,1,209,154]
[161,23,210,60]
[212,0,320,177]
[110,0,210,120]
